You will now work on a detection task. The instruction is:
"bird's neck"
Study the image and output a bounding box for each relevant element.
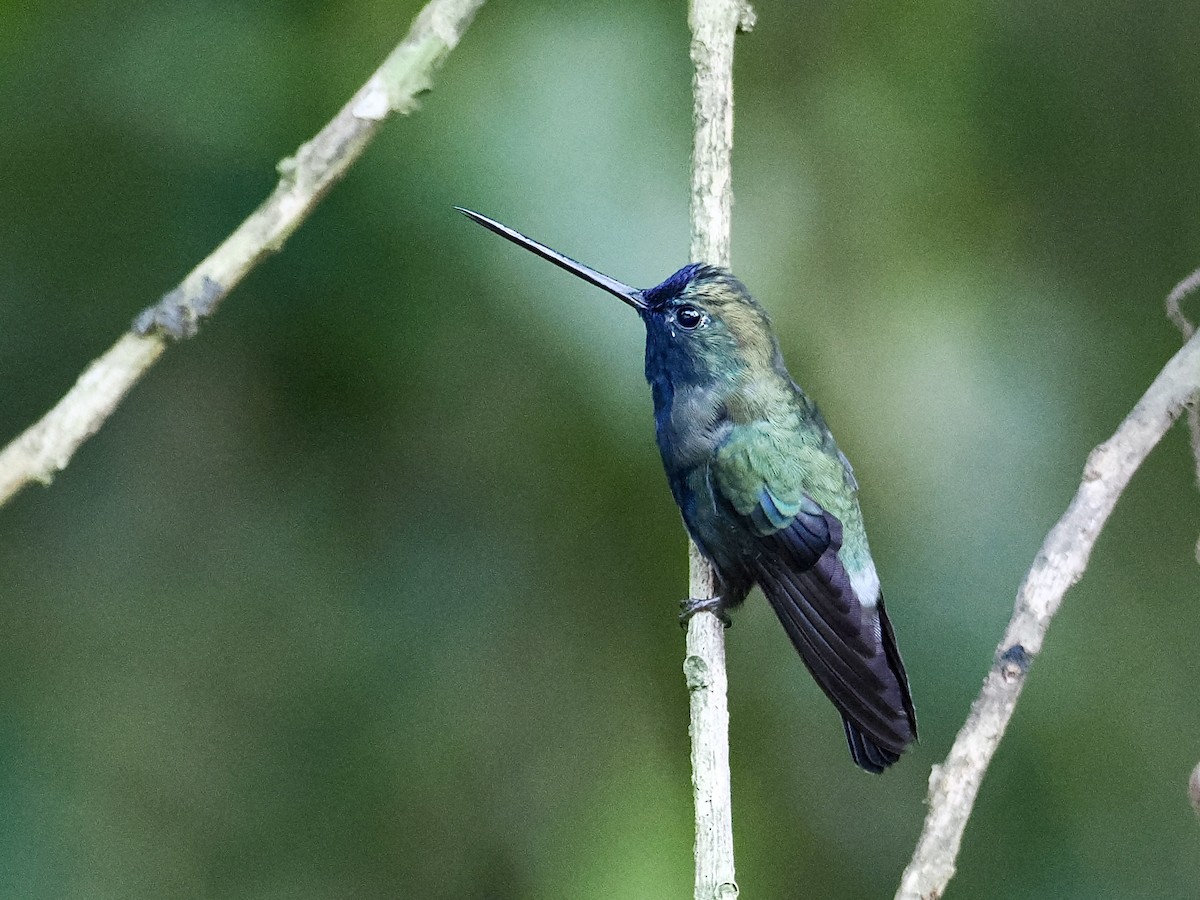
[645,349,733,421]
[683,348,813,402]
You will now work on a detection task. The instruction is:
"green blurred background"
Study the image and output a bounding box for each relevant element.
[1,1,1198,897]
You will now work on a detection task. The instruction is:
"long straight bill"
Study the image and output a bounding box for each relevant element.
[456,207,647,310]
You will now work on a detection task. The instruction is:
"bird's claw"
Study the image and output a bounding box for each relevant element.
[679,597,732,628]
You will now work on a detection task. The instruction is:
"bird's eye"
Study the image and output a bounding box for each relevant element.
[676,304,703,330]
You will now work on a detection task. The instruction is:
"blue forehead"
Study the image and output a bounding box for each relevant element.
[642,263,705,309]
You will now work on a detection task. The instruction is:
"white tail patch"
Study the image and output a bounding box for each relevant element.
[849,559,881,610]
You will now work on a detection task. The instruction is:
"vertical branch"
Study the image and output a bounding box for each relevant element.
[689,0,755,267]
[684,3,755,899]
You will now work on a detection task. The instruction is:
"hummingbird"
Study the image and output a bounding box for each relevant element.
[458,208,917,772]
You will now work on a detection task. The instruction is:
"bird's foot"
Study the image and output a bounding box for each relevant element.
[679,597,732,628]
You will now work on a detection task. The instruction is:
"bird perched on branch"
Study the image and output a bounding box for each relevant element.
[458,208,917,772]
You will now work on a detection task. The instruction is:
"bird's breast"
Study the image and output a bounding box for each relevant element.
[653,382,731,473]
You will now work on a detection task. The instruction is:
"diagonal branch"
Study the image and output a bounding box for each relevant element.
[0,0,486,509]
[896,277,1200,900]
[684,2,755,900]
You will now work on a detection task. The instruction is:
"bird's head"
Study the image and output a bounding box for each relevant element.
[457,208,781,385]
[639,263,780,384]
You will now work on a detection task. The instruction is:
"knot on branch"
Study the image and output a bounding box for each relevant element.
[1083,444,1109,481]
[716,880,740,899]
[998,643,1032,681]
[684,654,712,692]
[133,276,225,340]
[736,4,757,32]
[926,761,945,795]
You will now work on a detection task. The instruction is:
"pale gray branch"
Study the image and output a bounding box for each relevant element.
[0,0,486,509]
[685,2,754,899]
[896,296,1200,899]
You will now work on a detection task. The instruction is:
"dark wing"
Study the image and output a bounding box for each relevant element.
[750,497,915,771]
[713,433,917,771]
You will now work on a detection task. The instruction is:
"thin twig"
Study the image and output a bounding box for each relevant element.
[1170,274,1200,801]
[896,286,1200,899]
[0,0,486,509]
[685,2,755,899]
[1165,267,1200,340]
[1164,267,1200,562]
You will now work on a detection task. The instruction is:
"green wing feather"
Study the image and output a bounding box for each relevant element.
[713,417,857,538]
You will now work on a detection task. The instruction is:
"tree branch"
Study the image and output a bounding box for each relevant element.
[896,281,1200,899]
[0,0,486,509]
[684,2,755,899]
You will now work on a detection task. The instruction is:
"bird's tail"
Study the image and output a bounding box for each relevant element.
[758,550,917,773]
[845,598,917,773]
[843,716,902,773]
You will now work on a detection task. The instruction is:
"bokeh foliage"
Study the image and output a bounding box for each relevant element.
[0,1,1198,897]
